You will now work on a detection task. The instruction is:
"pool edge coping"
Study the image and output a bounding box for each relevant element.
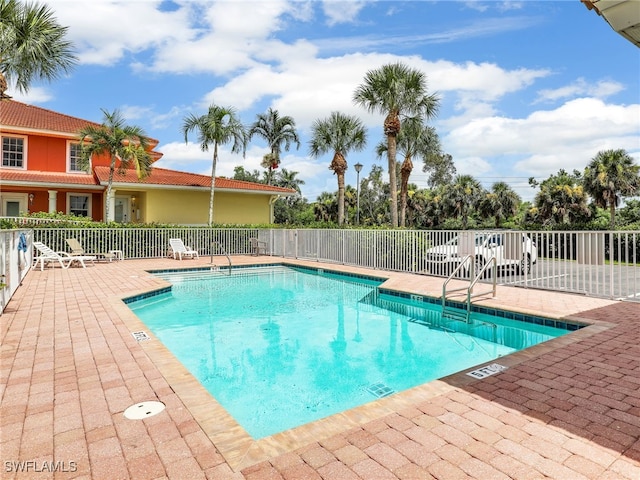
[114,260,615,472]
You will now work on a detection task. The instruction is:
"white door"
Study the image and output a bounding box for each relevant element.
[114,197,130,223]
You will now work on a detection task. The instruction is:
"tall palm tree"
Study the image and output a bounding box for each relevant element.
[353,62,439,227]
[77,109,152,221]
[376,117,440,227]
[445,174,485,229]
[583,149,640,229]
[182,104,246,225]
[480,181,521,228]
[0,0,77,98]
[309,112,367,226]
[248,108,300,185]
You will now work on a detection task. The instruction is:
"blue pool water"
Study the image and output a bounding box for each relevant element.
[127,265,572,439]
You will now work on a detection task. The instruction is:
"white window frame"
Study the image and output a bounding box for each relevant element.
[66,193,92,218]
[0,193,28,216]
[67,141,87,173]
[1,134,28,169]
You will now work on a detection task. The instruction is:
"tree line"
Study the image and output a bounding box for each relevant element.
[234,149,640,231]
[3,0,638,230]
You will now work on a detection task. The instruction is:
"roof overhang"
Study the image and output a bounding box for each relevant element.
[582,0,640,47]
[101,181,296,196]
[0,179,104,190]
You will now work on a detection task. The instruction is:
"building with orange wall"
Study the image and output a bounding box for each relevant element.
[0,100,295,224]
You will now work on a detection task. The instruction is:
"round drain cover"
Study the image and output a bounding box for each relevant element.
[124,401,165,420]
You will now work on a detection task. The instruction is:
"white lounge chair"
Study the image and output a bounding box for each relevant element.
[66,238,115,262]
[169,238,199,260]
[32,241,96,270]
[249,237,267,256]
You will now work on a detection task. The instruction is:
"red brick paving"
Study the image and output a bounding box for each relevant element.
[1,258,640,479]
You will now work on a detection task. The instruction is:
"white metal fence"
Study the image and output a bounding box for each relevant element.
[0,229,32,313]
[2,228,639,312]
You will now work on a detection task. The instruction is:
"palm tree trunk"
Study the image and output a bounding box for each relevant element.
[609,201,616,230]
[337,172,345,225]
[209,144,218,225]
[330,152,348,226]
[387,135,399,227]
[0,71,10,99]
[384,111,401,228]
[400,156,413,228]
[105,155,117,221]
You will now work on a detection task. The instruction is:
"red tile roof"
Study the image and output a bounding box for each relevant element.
[0,100,159,146]
[0,168,99,186]
[93,166,296,194]
[1,100,101,134]
[0,101,293,195]
[0,165,295,195]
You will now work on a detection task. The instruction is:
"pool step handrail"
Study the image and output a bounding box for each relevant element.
[211,241,232,275]
[441,255,497,323]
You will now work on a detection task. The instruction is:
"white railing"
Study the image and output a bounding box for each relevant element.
[1,228,638,312]
[0,229,32,313]
[31,227,263,259]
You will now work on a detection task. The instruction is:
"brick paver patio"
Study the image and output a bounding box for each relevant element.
[1,256,639,479]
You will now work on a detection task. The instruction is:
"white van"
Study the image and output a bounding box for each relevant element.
[425,232,537,277]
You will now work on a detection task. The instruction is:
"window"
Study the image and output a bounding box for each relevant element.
[2,135,26,168]
[68,142,84,172]
[68,194,91,217]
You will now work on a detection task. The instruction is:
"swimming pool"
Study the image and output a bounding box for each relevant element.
[127,264,575,439]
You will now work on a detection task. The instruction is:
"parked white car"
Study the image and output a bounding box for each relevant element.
[425,232,537,276]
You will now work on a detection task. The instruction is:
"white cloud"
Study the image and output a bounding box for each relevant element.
[50,0,193,66]
[322,0,366,26]
[535,78,625,103]
[444,98,640,188]
[9,86,53,103]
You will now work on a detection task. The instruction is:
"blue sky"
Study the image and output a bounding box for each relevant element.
[13,0,640,203]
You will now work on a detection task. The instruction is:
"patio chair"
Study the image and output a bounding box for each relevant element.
[169,238,199,260]
[249,237,268,256]
[66,238,116,262]
[32,241,96,270]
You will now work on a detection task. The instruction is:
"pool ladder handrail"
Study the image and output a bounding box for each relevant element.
[210,241,232,275]
[442,255,497,323]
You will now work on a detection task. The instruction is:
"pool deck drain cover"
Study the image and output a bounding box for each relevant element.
[132,331,151,342]
[367,382,395,398]
[466,363,508,379]
[124,401,165,420]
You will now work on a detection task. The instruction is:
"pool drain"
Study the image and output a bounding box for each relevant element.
[124,401,165,420]
[366,382,395,398]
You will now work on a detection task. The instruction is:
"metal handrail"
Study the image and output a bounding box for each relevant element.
[442,255,497,323]
[211,241,232,275]
[468,257,497,304]
[441,255,473,305]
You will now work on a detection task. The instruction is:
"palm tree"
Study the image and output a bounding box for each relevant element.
[480,181,521,228]
[309,112,367,226]
[0,0,77,98]
[444,174,485,229]
[314,192,338,223]
[583,149,640,229]
[77,109,152,221]
[275,168,305,195]
[248,108,300,185]
[531,169,590,226]
[182,104,246,225]
[353,62,439,227]
[376,117,440,227]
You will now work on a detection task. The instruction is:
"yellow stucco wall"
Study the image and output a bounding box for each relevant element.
[144,189,273,225]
